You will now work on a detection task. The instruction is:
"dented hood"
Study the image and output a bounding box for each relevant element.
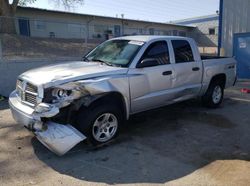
[20,61,128,86]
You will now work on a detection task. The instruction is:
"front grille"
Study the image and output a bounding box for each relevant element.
[25,93,37,105]
[26,83,38,93]
[16,79,39,107]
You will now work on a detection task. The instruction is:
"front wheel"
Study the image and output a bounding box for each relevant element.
[202,81,224,108]
[77,105,123,145]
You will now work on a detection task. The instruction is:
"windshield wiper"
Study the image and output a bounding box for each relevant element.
[92,59,113,66]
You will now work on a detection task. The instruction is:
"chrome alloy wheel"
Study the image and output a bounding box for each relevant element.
[212,85,222,104]
[92,113,118,142]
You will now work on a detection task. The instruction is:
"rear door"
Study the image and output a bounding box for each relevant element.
[170,39,203,100]
[129,40,175,113]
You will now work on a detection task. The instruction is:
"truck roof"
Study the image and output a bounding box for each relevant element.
[114,35,189,42]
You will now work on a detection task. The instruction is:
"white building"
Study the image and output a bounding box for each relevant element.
[174,14,219,47]
[15,7,194,42]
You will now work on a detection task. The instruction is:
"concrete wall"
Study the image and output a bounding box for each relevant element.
[221,0,250,56]
[0,59,78,97]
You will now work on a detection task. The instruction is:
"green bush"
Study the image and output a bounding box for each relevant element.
[0,95,4,101]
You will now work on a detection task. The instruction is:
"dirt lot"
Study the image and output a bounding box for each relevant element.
[0,81,250,186]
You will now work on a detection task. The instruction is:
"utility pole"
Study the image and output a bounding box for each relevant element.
[218,0,224,57]
[121,14,124,36]
[85,16,95,53]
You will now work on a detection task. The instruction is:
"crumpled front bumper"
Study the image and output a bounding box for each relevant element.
[9,91,86,155]
[9,91,37,128]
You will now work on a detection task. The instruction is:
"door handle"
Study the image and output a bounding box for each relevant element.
[192,67,200,71]
[162,71,172,76]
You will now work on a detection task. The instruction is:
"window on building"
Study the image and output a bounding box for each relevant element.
[178,31,186,37]
[209,28,216,35]
[163,31,172,36]
[154,30,161,35]
[68,24,85,37]
[172,40,194,63]
[94,25,106,33]
[172,30,178,36]
[149,28,154,35]
[34,20,46,30]
[141,41,170,65]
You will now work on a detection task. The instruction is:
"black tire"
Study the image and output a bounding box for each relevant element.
[76,104,123,145]
[202,80,224,108]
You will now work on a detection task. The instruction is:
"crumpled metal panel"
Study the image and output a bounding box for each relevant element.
[52,75,131,119]
[35,122,86,156]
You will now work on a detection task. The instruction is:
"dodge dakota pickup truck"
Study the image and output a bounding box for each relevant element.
[9,36,237,155]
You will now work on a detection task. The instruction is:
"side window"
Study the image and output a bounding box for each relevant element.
[172,40,194,63]
[141,41,170,66]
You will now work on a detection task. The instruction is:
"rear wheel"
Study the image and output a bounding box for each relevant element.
[77,104,123,145]
[202,80,224,108]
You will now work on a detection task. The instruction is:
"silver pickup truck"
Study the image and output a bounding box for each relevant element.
[9,36,237,155]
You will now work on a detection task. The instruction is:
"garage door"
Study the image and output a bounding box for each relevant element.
[234,33,250,79]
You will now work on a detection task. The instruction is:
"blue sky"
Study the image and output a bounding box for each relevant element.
[29,0,219,23]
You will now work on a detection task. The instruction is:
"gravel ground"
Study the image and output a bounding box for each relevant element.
[0,81,250,186]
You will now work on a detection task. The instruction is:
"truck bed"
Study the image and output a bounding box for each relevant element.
[201,56,237,92]
[201,55,228,60]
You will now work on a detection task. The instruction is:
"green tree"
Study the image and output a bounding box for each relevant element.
[0,0,84,34]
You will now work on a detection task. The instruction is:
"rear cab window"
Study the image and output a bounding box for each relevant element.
[171,40,194,63]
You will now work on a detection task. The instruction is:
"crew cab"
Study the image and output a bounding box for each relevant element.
[9,36,237,155]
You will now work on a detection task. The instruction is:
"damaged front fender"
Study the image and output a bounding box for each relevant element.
[46,76,130,119]
[34,77,130,155]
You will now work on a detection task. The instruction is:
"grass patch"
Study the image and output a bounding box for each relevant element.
[0,95,5,101]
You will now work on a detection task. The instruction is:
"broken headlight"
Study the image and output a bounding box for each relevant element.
[52,88,72,99]
[43,82,88,104]
[43,88,72,103]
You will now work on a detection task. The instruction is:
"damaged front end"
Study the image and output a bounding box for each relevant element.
[9,75,129,155]
[9,81,93,156]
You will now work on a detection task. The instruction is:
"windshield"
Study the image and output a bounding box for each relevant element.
[84,39,144,67]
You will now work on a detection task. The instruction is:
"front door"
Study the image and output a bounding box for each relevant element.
[18,18,30,36]
[234,33,250,79]
[129,40,174,113]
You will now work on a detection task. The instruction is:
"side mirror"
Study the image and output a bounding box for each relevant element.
[137,58,158,68]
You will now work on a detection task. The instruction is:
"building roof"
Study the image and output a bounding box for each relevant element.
[172,14,219,25]
[17,6,195,28]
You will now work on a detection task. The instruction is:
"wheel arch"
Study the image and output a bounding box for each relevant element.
[202,73,226,108]
[76,91,129,120]
[209,73,226,88]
